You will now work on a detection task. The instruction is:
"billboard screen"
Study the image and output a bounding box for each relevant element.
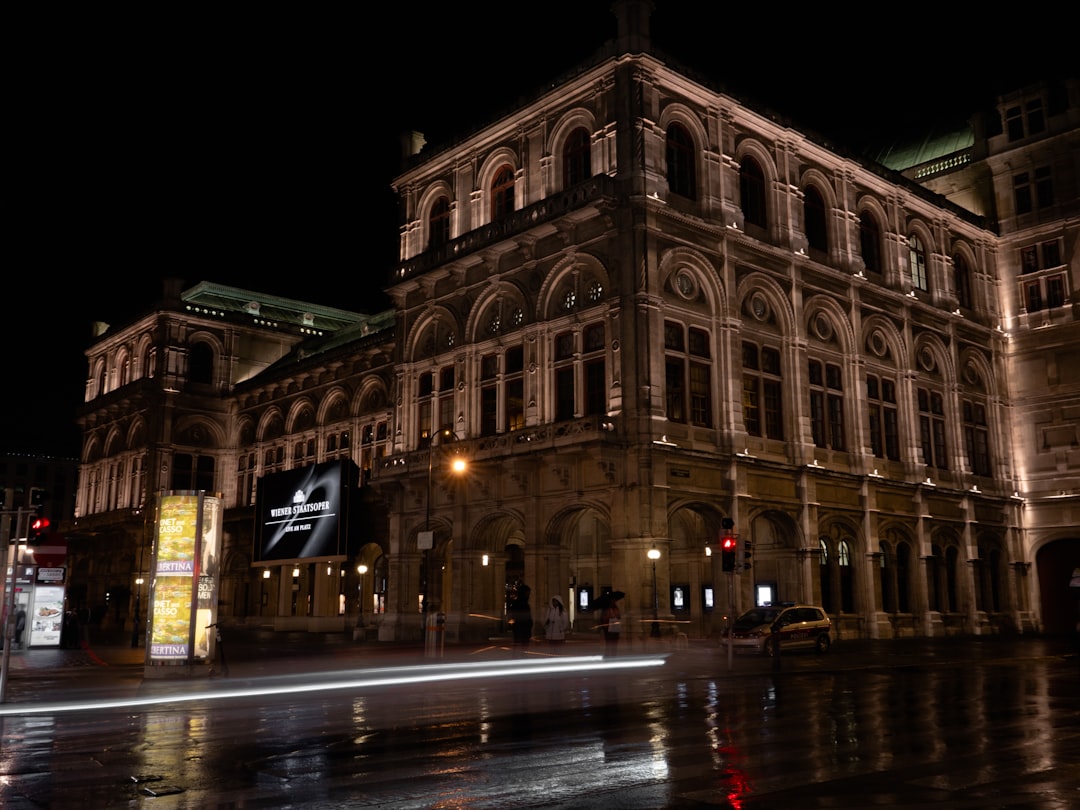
[254,460,349,563]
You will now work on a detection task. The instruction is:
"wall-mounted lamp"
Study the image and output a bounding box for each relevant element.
[263,569,271,579]
[482,554,489,566]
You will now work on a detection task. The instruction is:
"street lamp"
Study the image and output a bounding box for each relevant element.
[422,429,467,657]
[357,564,368,626]
[130,577,145,648]
[648,546,661,638]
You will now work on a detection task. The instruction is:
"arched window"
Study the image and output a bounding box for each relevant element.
[189,342,214,385]
[563,127,591,188]
[838,539,853,613]
[819,539,832,613]
[859,211,883,274]
[804,185,827,253]
[665,123,696,199]
[740,157,767,229]
[428,196,450,250]
[896,542,911,612]
[908,234,928,291]
[953,253,972,309]
[491,165,515,220]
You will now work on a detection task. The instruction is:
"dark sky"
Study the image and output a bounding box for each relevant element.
[7,2,1072,457]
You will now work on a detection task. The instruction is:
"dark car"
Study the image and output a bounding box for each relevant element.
[722,604,832,656]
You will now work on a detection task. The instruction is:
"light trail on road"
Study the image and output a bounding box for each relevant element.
[0,653,667,716]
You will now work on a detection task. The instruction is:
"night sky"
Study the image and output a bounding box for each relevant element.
[6,2,1071,457]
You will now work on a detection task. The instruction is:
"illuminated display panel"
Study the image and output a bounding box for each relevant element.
[254,461,349,564]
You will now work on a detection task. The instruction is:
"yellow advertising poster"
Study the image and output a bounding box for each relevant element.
[155,494,199,576]
[149,493,200,661]
[150,576,194,659]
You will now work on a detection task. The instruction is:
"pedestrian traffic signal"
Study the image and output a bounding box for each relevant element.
[29,516,51,544]
[721,534,737,572]
[742,539,753,571]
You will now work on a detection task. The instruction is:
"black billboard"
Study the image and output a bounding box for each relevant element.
[254,460,355,563]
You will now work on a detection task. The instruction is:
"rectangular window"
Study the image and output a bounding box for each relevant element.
[918,389,948,469]
[666,358,686,423]
[480,386,497,436]
[555,367,575,421]
[1035,166,1054,209]
[867,374,899,460]
[743,342,782,439]
[963,400,992,476]
[584,358,605,416]
[689,363,711,427]
[506,378,524,431]
[1013,172,1032,214]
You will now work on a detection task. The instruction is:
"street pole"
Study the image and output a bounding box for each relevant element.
[0,508,30,704]
[423,434,435,657]
[726,570,734,671]
[648,547,661,638]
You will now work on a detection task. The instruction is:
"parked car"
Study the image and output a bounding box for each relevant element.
[722,604,832,656]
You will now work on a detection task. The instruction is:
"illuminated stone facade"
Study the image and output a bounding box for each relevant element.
[69,8,1078,643]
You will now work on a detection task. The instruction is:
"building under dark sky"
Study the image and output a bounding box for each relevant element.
[7,2,1072,456]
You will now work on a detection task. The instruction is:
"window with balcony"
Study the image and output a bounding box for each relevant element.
[908,234,928,291]
[739,157,767,229]
[491,165,515,220]
[804,185,827,254]
[665,123,696,200]
[563,126,591,188]
[428,196,450,250]
[859,211,883,275]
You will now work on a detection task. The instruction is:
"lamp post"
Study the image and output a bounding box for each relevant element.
[130,577,144,648]
[357,564,368,629]
[423,429,466,657]
[648,546,661,638]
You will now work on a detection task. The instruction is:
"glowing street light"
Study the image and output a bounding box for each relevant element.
[423,429,467,657]
[648,546,661,638]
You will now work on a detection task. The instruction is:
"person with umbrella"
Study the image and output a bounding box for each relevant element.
[596,590,624,655]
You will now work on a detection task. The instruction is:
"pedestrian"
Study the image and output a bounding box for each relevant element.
[544,596,570,647]
[508,584,533,651]
[601,594,622,655]
[14,605,27,648]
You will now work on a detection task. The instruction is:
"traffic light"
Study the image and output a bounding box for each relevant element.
[742,539,753,571]
[29,515,51,544]
[721,534,737,572]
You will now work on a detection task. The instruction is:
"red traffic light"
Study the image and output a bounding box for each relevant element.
[722,535,736,551]
[30,517,51,536]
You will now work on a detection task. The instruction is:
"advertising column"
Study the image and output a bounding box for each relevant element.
[145,492,221,676]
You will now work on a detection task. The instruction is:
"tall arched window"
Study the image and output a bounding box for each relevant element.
[859,211,883,274]
[896,542,911,612]
[908,234,928,291]
[819,539,832,613]
[491,165,515,220]
[804,185,827,253]
[838,539,853,613]
[953,252,972,309]
[189,342,214,386]
[740,157,767,229]
[428,196,450,250]
[665,123,696,199]
[563,127,591,188]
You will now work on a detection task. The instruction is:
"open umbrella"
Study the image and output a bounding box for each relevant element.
[593,590,625,609]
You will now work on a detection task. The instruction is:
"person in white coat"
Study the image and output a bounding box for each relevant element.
[544,596,570,647]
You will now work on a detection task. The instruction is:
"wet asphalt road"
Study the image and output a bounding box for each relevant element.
[1,631,1078,808]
